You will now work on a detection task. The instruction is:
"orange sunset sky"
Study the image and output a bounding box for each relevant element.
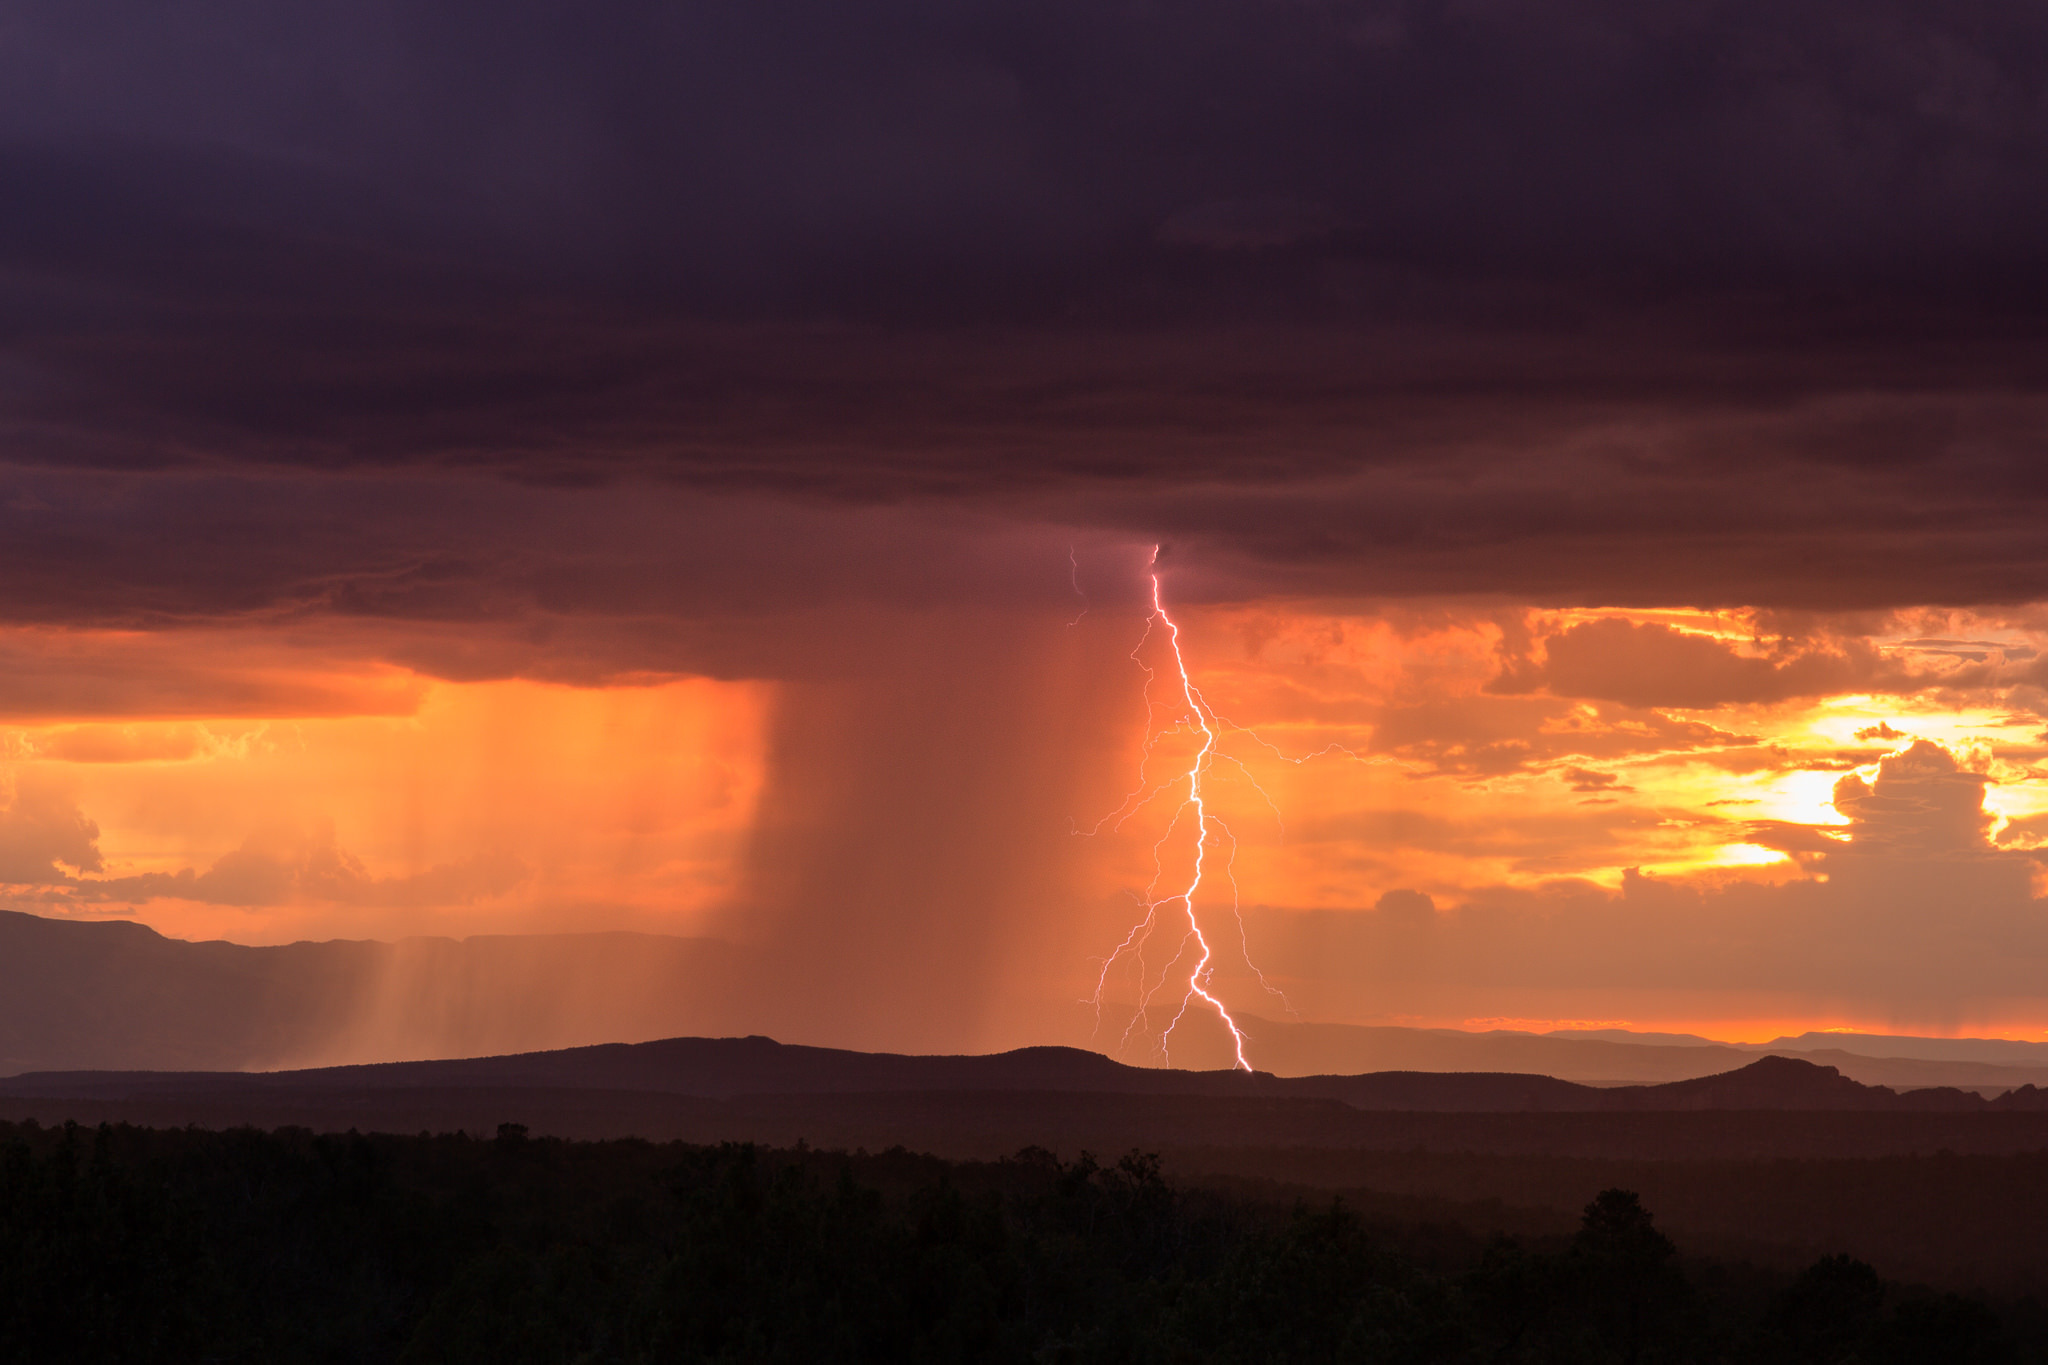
[10,565,2048,1061]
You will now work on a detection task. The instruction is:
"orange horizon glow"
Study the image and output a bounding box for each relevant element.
[1451,1017,2048,1045]
[1,664,774,945]
[8,594,2048,1056]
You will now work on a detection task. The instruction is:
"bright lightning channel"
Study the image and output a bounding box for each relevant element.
[1087,548,1292,1072]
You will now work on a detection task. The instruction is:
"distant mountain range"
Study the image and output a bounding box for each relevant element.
[6,909,2048,1098]
[7,1035,2048,1162]
[8,1031,2048,1113]
[1553,1026,2048,1066]
[0,910,744,1074]
[1233,1018,2048,1094]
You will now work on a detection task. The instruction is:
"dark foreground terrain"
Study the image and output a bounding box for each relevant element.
[15,1038,2048,1295]
[1,1118,2034,1364]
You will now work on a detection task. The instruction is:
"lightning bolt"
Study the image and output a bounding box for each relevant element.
[1087,548,1291,1072]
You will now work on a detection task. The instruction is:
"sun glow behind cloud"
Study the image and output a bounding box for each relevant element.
[1150,603,2048,898]
[1054,597,2048,1047]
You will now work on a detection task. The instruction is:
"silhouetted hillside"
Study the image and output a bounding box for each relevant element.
[1597,1053,1990,1112]
[1285,1054,2005,1113]
[0,1035,1251,1100]
[6,1033,2041,1131]
[1240,1015,2048,1093]
[1239,1017,1758,1085]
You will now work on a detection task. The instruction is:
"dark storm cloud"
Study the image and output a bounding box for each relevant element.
[0,464,1154,686]
[12,0,2048,305]
[7,0,2048,623]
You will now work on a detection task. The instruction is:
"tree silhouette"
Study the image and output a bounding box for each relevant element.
[1762,1254,1884,1364]
[1569,1188,1688,1365]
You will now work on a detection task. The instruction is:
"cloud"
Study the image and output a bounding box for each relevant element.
[0,1,2043,637]
[6,0,2046,310]
[1368,692,1756,776]
[58,825,526,910]
[1237,737,2048,1028]
[1277,790,1681,888]
[0,628,427,721]
[1247,860,2048,1031]
[1503,618,1889,709]
[24,724,211,763]
[1827,740,2000,859]
[0,778,103,882]
[0,476,1144,700]
[1157,199,1342,251]
[1746,740,2017,867]
[1559,765,1631,794]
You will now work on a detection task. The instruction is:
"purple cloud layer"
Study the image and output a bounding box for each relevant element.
[0,0,2043,638]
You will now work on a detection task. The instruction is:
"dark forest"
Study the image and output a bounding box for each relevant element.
[0,1118,2030,1364]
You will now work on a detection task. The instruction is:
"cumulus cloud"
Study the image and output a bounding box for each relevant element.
[0,778,102,882]
[1746,740,2025,871]
[1828,741,1999,859]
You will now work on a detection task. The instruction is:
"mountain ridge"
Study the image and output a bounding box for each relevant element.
[8,1033,2045,1114]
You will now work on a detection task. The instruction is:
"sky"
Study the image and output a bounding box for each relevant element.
[7,0,2048,1064]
